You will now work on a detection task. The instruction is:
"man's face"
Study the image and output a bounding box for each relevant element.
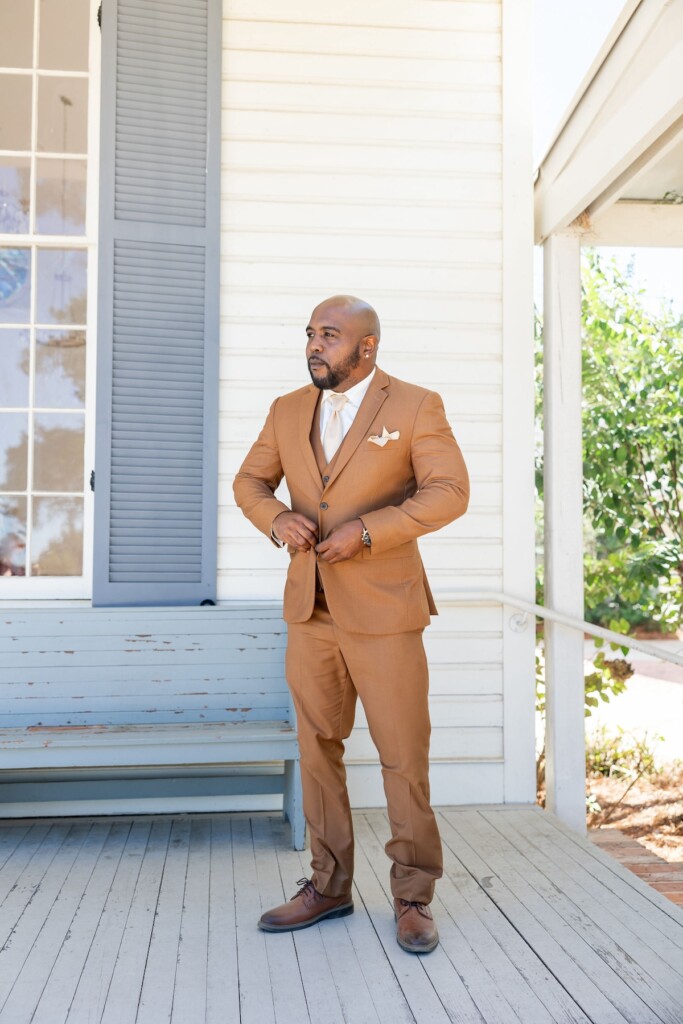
[305,305,369,391]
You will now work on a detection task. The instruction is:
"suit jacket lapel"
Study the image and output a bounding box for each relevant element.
[298,385,324,491]
[326,368,390,485]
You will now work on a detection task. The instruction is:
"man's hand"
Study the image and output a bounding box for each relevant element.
[272,511,318,551]
[316,520,364,564]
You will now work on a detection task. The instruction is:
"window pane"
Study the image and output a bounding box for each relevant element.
[37,76,88,154]
[0,248,31,323]
[36,158,86,235]
[0,495,27,576]
[33,412,84,492]
[39,0,89,72]
[0,158,31,234]
[0,74,32,151]
[0,5,34,69]
[32,495,83,575]
[0,412,28,490]
[36,248,86,324]
[35,329,86,408]
[0,328,30,407]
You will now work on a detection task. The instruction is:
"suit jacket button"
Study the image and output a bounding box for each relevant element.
[320,501,328,510]
[322,475,329,484]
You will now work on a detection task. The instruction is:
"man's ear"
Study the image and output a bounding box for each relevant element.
[363,335,378,358]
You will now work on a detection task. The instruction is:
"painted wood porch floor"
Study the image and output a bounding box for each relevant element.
[1,806,683,1024]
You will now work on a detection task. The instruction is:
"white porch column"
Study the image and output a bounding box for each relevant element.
[543,231,586,834]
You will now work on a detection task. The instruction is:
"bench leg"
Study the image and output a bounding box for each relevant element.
[283,759,306,851]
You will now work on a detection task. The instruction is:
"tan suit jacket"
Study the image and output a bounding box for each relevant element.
[233,368,469,634]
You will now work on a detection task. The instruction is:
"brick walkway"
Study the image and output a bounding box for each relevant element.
[590,827,683,908]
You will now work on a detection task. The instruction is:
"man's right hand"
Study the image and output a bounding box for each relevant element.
[272,512,318,551]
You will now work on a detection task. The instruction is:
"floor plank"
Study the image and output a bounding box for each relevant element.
[434,833,591,1024]
[353,813,462,1024]
[231,817,277,1024]
[98,819,172,1024]
[272,811,415,1024]
[440,811,633,1024]
[481,810,683,1017]
[0,823,31,872]
[136,817,191,1024]
[171,817,211,1024]
[442,809,662,1024]
[251,816,311,1024]
[0,807,681,1024]
[0,823,97,1013]
[0,823,72,929]
[2,822,129,1024]
[206,817,240,1024]
[495,810,683,993]
[42,819,152,1024]
[273,829,347,1024]
[543,809,683,931]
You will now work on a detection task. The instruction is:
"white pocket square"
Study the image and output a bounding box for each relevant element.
[368,427,400,447]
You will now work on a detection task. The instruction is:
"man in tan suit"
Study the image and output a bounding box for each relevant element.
[234,295,469,953]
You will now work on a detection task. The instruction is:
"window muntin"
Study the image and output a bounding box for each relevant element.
[0,0,91,584]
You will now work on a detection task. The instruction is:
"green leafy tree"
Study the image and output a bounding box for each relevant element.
[582,250,683,632]
[536,251,683,634]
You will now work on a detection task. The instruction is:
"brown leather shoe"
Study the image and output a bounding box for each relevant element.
[394,898,439,953]
[258,878,354,932]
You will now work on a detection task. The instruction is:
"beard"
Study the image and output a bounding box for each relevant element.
[308,344,362,390]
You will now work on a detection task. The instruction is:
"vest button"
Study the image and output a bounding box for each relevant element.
[322,475,329,484]
[320,502,328,510]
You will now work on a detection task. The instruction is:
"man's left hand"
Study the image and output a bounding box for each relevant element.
[316,520,364,564]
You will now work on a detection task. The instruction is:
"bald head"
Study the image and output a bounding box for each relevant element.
[311,295,381,342]
[306,295,381,392]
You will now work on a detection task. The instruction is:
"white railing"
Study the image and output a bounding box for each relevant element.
[440,590,683,668]
[439,588,683,834]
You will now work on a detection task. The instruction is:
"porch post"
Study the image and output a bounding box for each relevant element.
[543,231,586,833]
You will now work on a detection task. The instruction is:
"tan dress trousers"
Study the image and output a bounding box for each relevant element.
[285,590,443,904]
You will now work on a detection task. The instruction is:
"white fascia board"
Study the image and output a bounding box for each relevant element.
[534,0,682,243]
[588,201,683,246]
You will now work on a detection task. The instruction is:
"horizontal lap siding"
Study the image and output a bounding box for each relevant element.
[219,1,504,802]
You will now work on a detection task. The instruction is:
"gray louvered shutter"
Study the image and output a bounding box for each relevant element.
[93,0,220,606]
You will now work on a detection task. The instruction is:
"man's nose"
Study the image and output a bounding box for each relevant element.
[307,334,323,353]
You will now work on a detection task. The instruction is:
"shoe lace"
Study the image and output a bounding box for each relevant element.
[397,898,431,918]
[291,877,317,901]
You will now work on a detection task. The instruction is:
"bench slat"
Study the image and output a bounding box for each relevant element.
[0,721,298,769]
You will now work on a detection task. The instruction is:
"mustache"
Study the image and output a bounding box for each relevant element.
[308,357,329,368]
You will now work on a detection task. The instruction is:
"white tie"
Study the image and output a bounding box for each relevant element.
[322,392,349,463]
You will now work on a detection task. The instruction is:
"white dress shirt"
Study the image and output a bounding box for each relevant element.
[319,367,376,445]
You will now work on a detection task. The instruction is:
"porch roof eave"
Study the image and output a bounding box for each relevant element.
[534,0,683,247]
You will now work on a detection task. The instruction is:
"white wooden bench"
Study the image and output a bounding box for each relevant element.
[0,604,305,849]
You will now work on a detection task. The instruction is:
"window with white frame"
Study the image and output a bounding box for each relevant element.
[0,0,93,589]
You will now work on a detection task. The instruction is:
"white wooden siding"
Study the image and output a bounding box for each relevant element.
[219,0,517,805]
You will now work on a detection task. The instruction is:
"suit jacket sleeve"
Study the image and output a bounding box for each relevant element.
[233,398,291,543]
[359,390,470,554]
